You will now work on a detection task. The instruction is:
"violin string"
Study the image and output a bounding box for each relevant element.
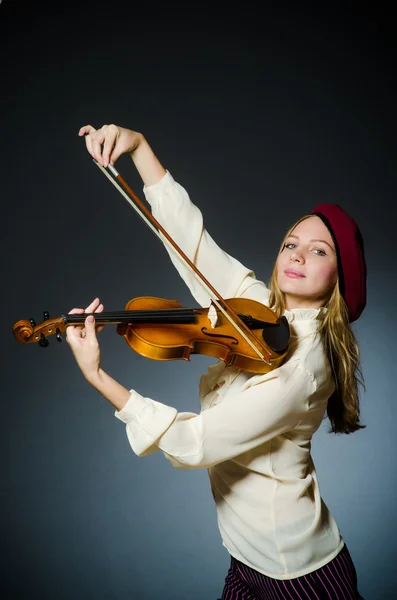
[66,309,197,317]
[73,310,196,315]
[94,161,270,365]
[64,309,197,324]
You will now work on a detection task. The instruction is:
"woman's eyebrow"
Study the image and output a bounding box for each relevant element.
[287,234,335,251]
[310,238,335,251]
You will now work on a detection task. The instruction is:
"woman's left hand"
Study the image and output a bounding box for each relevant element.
[66,297,104,382]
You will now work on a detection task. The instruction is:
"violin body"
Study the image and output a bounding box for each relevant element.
[116,296,290,374]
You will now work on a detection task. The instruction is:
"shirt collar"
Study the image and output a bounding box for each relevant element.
[283,306,327,323]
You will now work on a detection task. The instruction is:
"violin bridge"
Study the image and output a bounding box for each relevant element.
[207,303,218,328]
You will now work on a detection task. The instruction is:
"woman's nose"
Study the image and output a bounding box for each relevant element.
[290,249,304,262]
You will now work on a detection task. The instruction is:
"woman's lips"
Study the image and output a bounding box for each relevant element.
[284,269,306,278]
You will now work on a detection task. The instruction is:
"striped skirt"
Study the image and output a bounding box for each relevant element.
[220,544,363,599]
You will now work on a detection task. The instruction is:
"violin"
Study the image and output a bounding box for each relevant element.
[12,295,290,374]
[12,161,290,375]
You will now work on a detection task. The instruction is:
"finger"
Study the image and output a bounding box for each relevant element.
[84,314,97,340]
[66,307,85,340]
[78,125,96,137]
[102,127,118,167]
[108,127,125,165]
[93,304,105,334]
[85,134,95,159]
[85,297,101,313]
[91,130,106,165]
[109,146,122,166]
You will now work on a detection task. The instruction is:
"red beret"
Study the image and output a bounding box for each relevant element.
[311,203,367,322]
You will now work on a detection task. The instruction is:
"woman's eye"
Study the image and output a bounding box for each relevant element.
[314,248,326,256]
[285,243,296,249]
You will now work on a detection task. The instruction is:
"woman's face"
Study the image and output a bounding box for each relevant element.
[277,216,338,311]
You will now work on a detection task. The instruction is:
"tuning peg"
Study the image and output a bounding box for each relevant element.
[43,311,50,320]
[56,328,62,343]
[29,318,36,327]
[38,333,49,348]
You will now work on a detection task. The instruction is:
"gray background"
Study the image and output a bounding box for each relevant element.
[1,2,395,599]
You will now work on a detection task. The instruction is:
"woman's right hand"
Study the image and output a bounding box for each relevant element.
[78,124,143,168]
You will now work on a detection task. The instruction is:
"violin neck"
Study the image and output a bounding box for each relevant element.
[63,308,197,326]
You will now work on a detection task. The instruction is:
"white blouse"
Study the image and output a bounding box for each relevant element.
[115,171,344,579]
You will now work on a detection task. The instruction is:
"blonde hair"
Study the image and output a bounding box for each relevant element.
[268,215,366,434]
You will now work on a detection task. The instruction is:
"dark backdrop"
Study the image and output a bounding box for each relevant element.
[1,2,396,599]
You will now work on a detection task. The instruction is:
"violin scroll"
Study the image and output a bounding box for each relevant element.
[13,314,66,346]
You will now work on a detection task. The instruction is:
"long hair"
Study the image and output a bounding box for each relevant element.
[267,215,366,434]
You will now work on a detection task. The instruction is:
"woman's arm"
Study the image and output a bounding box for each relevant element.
[79,124,268,306]
[66,299,314,468]
[119,359,314,466]
[66,297,132,412]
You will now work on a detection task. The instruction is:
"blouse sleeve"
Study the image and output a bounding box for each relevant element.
[114,360,315,469]
[143,171,269,306]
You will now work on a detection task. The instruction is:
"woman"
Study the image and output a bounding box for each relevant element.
[67,124,366,599]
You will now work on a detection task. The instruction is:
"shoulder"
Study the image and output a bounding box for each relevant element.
[290,328,332,392]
